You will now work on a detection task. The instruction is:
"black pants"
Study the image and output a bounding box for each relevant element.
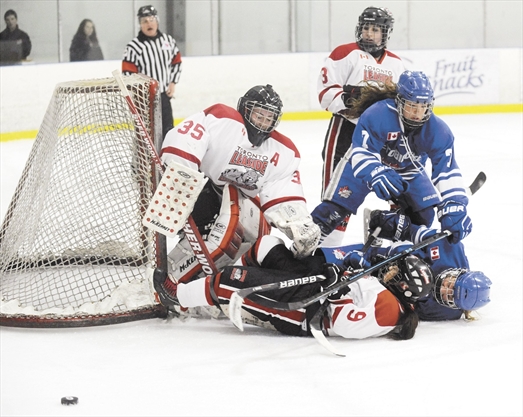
[161,92,174,140]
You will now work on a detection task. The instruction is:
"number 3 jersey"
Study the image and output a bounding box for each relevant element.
[160,103,307,212]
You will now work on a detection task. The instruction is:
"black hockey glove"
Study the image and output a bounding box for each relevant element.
[342,84,362,108]
[369,209,412,242]
[322,263,349,290]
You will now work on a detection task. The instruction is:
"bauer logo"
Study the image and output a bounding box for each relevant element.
[279,276,318,288]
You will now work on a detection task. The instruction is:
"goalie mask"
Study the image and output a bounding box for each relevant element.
[434,269,492,311]
[378,254,433,306]
[355,7,395,54]
[237,85,283,147]
[396,71,435,131]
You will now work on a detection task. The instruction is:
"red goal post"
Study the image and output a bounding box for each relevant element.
[0,73,169,327]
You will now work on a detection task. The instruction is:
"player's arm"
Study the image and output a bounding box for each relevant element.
[160,111,209,172]
[427,121,472,243]
[317,48,354,114]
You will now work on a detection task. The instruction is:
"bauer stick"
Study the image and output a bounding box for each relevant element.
[229,229,451,330]
[112,70,218,274]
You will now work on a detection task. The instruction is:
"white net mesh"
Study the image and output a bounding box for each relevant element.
[0,74,167,327]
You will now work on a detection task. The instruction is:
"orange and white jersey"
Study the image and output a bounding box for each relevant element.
[160,103,306,212]
[325,275,404,339]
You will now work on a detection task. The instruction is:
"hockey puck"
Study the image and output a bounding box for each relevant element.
[61,396,78,405]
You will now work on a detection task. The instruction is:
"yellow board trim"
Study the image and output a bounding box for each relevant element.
[1,104,521,143]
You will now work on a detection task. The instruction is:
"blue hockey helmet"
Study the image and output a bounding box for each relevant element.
[434,269,492,310]
[237,84,283,147]
[396,71,435,130]
[355,7,395,54]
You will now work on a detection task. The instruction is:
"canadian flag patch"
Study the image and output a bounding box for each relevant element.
[430,245,440,261]
[387,132,400,141]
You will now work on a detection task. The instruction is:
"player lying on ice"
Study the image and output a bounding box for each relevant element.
[153,84,321,297]
[154,209,491,339]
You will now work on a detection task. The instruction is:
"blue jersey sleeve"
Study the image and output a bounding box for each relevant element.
[419,116,469,206]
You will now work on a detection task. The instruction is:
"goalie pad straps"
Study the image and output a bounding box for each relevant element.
[168,185,270,283]
[143,160,207,238]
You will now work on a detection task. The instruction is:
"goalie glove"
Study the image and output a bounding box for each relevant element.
[265,202,321,259]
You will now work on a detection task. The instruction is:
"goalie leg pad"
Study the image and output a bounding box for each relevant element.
[168,185,270,283]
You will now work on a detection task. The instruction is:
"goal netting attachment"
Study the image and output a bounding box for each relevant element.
[0,73,169,327]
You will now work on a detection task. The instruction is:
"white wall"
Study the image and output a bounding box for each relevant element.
[0,48,521,135]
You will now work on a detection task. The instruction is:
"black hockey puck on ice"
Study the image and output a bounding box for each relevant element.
[61,396,78,405]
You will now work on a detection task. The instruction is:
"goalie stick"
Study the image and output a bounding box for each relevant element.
[229,229,451,330]
[112,70,218,274]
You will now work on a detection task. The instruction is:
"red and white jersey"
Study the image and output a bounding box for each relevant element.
[318,42,405,119]
[325,275,404,339]
[160,104,306,212]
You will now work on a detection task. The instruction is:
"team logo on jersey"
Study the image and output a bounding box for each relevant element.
[219,147,269,190]
[231,267,247,282]
[338,186,352,198]
[219,168,261,190]
[332,248,346,260]
[363,66,394,84]
[387,132,400,141]
[430,245,440,261]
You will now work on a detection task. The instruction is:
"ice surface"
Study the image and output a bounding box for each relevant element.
[1,114,522,416]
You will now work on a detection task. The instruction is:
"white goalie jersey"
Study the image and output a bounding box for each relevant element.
[160,103,306,209]
[160,104,320,257]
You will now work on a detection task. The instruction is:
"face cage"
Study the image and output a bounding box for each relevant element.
[434,268,467,309]
[355,23,391,53]
[376,261,409,297]
[397,96,434,129]
[243,101,282,134]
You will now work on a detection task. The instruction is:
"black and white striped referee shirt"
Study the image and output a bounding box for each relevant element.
[122,30,182,93]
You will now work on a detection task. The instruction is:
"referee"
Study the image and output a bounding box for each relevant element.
[122,5,182,140]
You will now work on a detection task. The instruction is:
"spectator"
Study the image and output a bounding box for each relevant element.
[69,19,104,62]
[0,9,31,63]
[122,5,182,140]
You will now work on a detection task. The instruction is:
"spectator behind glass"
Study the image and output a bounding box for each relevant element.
[0,9,32,63]
[69,19,104,62]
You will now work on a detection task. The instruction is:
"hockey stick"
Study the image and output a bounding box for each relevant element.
[362,171,487,241]
[229,229,451,330]
[112,70,218,274]
[466,171,487,197]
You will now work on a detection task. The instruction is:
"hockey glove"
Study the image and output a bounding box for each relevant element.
[311,200,351,239]
[366,166,407,201]
[342,84,362,108]
[288,219,322,259]
[343,250,371,271]
[437,201,472,243]
[369,210,412,242]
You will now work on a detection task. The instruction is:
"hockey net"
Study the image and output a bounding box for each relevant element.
[0,73,168,327]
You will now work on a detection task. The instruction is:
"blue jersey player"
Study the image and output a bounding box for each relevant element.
[312,70,473,246]
[320,210,492,321]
